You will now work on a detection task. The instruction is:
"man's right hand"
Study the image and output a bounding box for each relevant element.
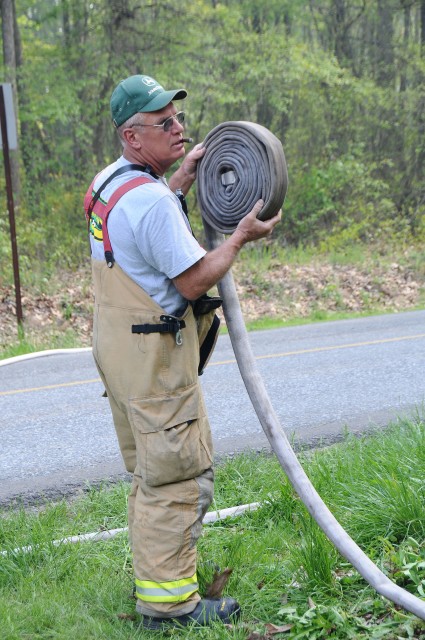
[233,199,282,245]
[173,200,281,301]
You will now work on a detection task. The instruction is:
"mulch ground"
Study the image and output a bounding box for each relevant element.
[1,258,423,350]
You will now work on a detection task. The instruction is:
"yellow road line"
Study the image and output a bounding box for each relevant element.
[1,333,424,397]
[211,333,425,366]
[0,378,102,396]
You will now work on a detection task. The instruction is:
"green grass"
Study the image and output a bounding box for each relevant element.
[0,330,83,360]
[1,417,424,638]
[243,307,409,333]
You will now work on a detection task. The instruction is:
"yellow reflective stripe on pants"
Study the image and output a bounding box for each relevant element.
[135,574,198,603]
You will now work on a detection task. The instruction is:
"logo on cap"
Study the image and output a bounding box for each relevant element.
[142,77,156,87]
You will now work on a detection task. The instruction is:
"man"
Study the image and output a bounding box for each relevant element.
[84,73,281,630]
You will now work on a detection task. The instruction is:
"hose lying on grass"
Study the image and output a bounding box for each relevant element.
[197,121,425,621]
[0,503,260,557]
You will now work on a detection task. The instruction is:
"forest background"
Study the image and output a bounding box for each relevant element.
[1,0,425,353]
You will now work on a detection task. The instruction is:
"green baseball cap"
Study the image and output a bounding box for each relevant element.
[110,74,187,127]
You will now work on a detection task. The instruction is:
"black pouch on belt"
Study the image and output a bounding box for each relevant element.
[192,294,222,376]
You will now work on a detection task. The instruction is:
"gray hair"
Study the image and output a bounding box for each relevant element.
[116,112,145,146]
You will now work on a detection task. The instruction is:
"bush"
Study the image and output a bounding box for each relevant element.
[281,149,401,247]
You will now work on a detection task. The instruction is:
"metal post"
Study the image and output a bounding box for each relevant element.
[0,84,22,327]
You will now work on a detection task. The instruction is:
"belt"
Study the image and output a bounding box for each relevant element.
[196,121,288,234]
[131,315,186,346]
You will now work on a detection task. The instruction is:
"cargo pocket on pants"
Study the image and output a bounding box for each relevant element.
[128,383,213,487]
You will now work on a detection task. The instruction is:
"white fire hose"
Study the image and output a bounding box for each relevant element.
[196,121,425,620]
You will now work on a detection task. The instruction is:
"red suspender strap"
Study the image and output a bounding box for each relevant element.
[85,176,153,268]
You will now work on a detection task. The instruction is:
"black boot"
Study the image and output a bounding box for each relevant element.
[139,597,241,630]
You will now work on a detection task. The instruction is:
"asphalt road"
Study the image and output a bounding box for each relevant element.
[1,310,424,507]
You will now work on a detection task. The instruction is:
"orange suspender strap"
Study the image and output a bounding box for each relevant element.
[84,176,153,268]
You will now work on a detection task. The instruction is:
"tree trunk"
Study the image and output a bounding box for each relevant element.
[1,0,16,77]
[400,1,410,92]
[375,0,394,86]
[333,0,353,65]
[1,0,21,201]
[421,0,425,53]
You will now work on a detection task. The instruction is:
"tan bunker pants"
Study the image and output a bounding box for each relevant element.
[91,260,214,617]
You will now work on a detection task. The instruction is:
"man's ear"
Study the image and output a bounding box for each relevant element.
[122,127,142,149]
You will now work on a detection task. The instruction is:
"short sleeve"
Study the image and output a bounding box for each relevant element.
[135,192,206,278]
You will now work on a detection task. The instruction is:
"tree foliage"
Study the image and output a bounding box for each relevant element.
[0,0,425,280]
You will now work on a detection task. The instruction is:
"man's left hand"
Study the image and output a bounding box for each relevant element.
[181,143,206,180]
[169,143,206,194]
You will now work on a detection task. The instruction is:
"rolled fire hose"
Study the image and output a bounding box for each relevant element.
[197,121,288,233]
[197,121,425,621]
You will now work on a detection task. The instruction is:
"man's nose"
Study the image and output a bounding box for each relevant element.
[171,116,184,132]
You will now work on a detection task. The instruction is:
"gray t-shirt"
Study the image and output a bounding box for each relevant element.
[89,157,206,314]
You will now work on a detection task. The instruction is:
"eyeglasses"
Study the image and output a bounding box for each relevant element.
[130,111,185,133]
